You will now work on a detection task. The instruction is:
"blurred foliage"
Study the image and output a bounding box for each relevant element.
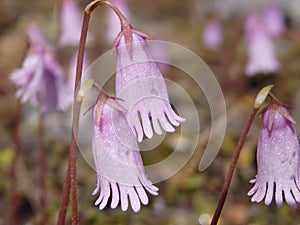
[1,0,300,225]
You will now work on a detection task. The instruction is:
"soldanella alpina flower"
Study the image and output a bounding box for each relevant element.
[244,12,279,76]
[10,25,70,113]
[92,94,158,212]
[263,3,285,37]
[202,20,223,51]
[248,100,300,209]
[115,26,185,142]
[59,0,82,47]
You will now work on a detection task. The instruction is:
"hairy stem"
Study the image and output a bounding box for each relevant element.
[57,10,90,225]
[57,1,129,224]
[10,101,21,225]
[38,112,47,224]
[210,107,258,225]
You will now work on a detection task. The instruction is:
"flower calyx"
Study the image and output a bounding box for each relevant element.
[266,94,295,131]
[94,91,126,127]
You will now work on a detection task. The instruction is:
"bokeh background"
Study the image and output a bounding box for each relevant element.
[1,0,300,224]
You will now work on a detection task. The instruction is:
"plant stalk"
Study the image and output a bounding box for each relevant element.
[210,107,258,225]
[57,1,130,224]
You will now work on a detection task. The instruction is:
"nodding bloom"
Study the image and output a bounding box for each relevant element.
[115,28,185,142]
[263,3,285,37]
[248,101,300,209]
[59,0,82,47]
[202,20,223,51]
[106,0,130,43]
[244,12,279,76]
[10,25,70,113]
[92,95,158,212]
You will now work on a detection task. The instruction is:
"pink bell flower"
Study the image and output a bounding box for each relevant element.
[248,103,300,209]
[202,20,223,51]
[244,13,279,76]
[115,30,185,142]
[10,25,70,113]
[59,0,82,47]
[92,97,158,212]
[263,4,286,37]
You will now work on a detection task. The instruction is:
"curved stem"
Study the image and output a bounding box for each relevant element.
[57,10,90,225]
[210,107,258,225]
[57,1,129,224]
[86,0,130,29]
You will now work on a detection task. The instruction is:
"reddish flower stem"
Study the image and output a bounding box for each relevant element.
[10,101,21,225]
[38,112,47,224]
[56,11,90,225]
[56,1,129,224]
[57,157,71,225]
[210,107,258,225]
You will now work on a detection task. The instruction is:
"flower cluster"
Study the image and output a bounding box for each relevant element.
[91,8,184,211]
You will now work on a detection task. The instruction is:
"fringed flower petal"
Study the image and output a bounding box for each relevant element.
[248,105,300,209]
[115,32,184,141]
[92,103,158,212]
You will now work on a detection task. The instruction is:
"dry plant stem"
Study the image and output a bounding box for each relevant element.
[210,107,258,225]
[38,112,47,224]
[10,101,21,225]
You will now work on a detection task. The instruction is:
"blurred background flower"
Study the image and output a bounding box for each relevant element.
[202,19,223,51]
[10,25,71,113]
[2,0,300,224]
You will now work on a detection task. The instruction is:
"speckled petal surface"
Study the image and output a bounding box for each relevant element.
[92,103,158,212]
[115,33,184,141]
[248,106,300,209]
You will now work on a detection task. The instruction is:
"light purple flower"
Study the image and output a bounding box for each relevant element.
[92,99,158,212]
[115,31,185,142]
[248,103,300,209]
[244,13,279,76]
[263,4,285,37]
[10,25,70,113]
[202,20,223,51]
[59,0,82,47]
[106,0,130,43]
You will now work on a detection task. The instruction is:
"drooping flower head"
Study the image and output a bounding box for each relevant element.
[202,20,223,51]
[248,99,300,209]
[59,0,82,47]
[92,93,158,212]
[114,22,185,142]
[10,25,70,113]
[106,0,130,43]
[263,3,286,37]
[244,12,279,76]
